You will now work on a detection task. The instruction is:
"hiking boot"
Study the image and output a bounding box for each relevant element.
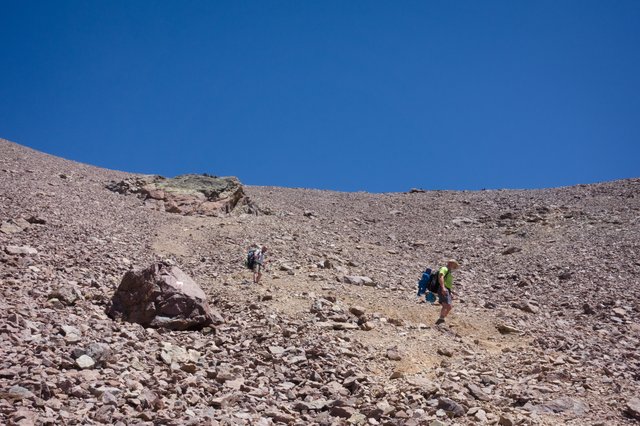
[435,318,445,325]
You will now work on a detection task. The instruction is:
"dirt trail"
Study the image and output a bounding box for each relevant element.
[152,217,531,382]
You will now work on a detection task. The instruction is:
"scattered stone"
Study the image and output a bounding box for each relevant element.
[625,397,640,420]
[360,322,374,331]
[498,415,514,426]
[497,324,522,334]
[386,347,402,361]
[0,221,23,234]
[502,247,521,255]
[349,306,366,317]
[10,408,37,426]
[49,285,82,306]
[75,355,96,369]
[515,302,539,314]
[4,385,35,401]
[437,348,453,357]
[437,397,465,417]
[159,342,200,365]
[4,245,38,255]
[85,342,112,366]
[343,276,374,286]
[528,397,590,416]
[390,371,404,379]
[467,383,491,401]
[558,271,573,281]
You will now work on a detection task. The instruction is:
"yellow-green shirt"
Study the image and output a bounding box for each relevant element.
[439,266,453,290]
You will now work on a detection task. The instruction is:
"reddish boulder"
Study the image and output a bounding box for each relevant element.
[107,262,223,330]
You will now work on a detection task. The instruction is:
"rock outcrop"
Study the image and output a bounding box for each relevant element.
[106,173,258,216]
[107,262,222,330]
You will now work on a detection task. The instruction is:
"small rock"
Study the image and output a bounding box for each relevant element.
[437,348,453,357]
[474,409,488,422]
[558,271,573,281]
[497,324,521,334]
[502,247,521,255]
[181,363,197,374]
[535,397,590,416]
[269,346,286,356]
[612,307,627,317]
[49,286,82,306]
[466,383,491,401]
[5,385,35,401]
[498,414,514,426]
[386,347,402,361]
[10,408,37,426]
[349,306,366,317]
[5,245,38,255]
[626,397,640,420]
[343,275,374,286]
[389,371,404,379]
[0,221,23,234]
[75,355,96,369]
[85,343,112,366]
[516,302,539,314]
[437,397,465,417]
[360,322,374,331]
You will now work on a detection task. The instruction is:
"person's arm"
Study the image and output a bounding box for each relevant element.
[439,273,446,294]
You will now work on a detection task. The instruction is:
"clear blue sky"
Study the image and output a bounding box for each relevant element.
[1,1,639,192]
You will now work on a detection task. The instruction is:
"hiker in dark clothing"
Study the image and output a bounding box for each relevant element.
[252,246,268,284]
[436,259,460,325]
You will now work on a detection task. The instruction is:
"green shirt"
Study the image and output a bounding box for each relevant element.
[439,266,453,290]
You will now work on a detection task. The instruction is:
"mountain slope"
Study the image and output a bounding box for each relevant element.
[1,138,639,425]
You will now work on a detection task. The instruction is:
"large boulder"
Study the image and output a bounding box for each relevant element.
[106,174,259,216]
[107,262,223,330]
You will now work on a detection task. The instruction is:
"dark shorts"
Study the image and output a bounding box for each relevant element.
[438,289,452,305]
[252,263,262,273]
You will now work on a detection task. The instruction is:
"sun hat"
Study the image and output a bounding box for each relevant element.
[447,259,460,268]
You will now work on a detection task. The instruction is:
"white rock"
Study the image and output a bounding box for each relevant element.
[76,355,95,369]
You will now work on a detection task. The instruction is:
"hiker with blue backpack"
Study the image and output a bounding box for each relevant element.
[416,259,460,325]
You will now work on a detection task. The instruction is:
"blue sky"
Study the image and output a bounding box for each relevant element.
[1,1,639,192]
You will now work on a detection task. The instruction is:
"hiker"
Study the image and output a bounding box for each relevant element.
[252,245,268,284]
[436,259,460,325]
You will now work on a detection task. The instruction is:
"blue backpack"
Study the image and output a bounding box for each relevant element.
[417,268,436,296]
[417,267,449,297]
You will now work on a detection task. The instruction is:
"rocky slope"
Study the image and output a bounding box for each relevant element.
[1,138,639,425]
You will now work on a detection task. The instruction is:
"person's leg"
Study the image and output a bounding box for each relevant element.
[255,264,262,283]
[444,290,453,317]
[436,290,452,324]
[436,303,449,324]
[443,303,452,317]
